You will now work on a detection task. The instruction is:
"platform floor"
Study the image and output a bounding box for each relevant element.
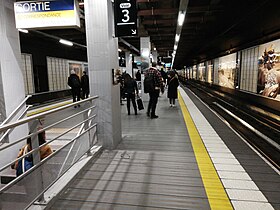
[49,87,279,210]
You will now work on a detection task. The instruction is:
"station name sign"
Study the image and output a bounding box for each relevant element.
[114,0,137,37]
[14,0,80,29]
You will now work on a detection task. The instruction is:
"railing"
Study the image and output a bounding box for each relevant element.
[0,96,99,210]
[0,95,32,144]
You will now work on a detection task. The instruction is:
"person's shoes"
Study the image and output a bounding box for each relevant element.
[146,112,150,117]
[128,113,130,115]
[135,113,137,115]
[74,106,77,108]
[172,104,175,107]
[151,115,158,119]
[170,104,172,107]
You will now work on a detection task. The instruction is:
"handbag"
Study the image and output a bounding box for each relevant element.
[136,97,144,110]
[16,145,33,176]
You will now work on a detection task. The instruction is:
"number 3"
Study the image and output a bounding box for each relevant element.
[122,9,130,22]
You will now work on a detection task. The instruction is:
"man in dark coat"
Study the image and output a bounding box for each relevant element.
[81,71,90,99]
[68,70,81,107]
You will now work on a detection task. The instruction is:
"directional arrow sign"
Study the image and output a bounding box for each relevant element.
[114,0,137,37]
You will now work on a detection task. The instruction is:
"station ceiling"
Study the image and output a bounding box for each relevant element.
[34,0,280,69]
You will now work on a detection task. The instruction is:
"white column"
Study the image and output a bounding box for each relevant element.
[125,52,133,77]
[85,0,121,149]
[140,37,150,71]
[151,50,158,63]
[0,0,28,166]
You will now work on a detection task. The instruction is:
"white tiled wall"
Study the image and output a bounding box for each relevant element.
[47,57,69,91]
[21,53,34,95]
[240,47,258,93]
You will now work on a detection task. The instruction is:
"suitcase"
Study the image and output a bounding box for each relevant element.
[137,97,144,110]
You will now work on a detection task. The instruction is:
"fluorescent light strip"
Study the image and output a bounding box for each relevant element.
[18,28,28,33]
[178,12,185,26]
[175,34,180,42]
[59,39,73,46]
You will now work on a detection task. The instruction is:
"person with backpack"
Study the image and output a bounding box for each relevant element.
[68,70,81,107]
[144,62,164,119]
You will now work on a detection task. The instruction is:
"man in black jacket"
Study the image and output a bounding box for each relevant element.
[81,71,90,99]
[68,70,81,107]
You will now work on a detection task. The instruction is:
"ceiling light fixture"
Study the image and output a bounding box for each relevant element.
[175,34,180,42]
[174,45,178,50]
[59,39,73,46]
[18,28,28,33]
[178,11,185,26]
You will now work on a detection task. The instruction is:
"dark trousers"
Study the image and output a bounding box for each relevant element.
[82,88,89,99]
[147,90,160,117]
[169,98,175,105]
[126,93,137,115]
[72,87,81,103]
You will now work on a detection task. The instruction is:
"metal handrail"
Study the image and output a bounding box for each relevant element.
[0,105,96,152]
[0,105,32,144]
[0,122,97,193]
[0,114,97,174]
[0,95,31,126]
[0,95,98,133]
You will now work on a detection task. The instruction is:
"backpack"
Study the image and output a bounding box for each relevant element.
[69,76,80,88]
[144,74,154,93]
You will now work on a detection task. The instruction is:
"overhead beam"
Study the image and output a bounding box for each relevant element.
[138,8,178,16]
[137,0,159,2]
[141,19,176,25]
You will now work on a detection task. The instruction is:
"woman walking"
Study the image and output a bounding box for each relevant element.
[167,71,179,107]
[123,74,139,115]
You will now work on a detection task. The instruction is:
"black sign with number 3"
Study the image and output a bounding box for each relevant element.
[114,0,137,37]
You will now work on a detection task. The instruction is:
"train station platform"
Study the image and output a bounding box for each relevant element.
[46,87,280,210]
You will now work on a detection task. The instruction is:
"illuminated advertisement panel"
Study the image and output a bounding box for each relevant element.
[192,65,197,79]
[198,63,205,81]
[14,0,80,29]
[257,39,280,100]
[217,53,237,89]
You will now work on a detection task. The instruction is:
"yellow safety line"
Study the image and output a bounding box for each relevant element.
[178,92,233,210]
[27,101,72,116]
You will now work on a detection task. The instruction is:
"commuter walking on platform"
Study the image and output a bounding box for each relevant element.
[123,73,138,115]
[167,70,179,107]
[144,62,164,119]
[81,71,90,99]
[135,70,141,81]
[68,70,81,107]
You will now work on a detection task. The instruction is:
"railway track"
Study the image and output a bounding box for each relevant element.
[182,82,280,171]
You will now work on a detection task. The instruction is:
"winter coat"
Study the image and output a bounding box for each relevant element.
[167,76,179,99]
[124,79,138,94]
[81,74,89,90]
[68,74,81,88]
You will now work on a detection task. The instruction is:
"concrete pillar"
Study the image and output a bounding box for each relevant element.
[84,0,121,149]
[125,52,133,77]
[0,0,28,166]
[151,50,158,63]
[140,37,150,71]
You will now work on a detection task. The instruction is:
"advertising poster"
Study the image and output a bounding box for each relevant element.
[206,60,213,83]
[192,65,197,79]
[198,63,205,81]
[69,62,83,78]
[257,39,280,100]
[217,53,237,89]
